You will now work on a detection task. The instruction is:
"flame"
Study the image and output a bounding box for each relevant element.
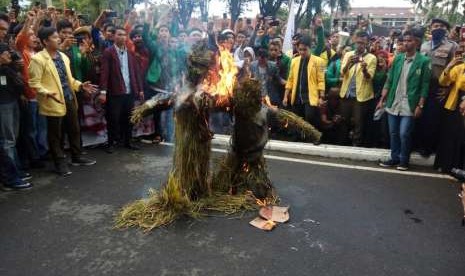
[202,47,238,106]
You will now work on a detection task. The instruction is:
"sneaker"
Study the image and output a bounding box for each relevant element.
[20,172,32,181]
[397,164,409,171]
[125,143,140,150]
[2,181,33,191]
[55,162,72,177]
[104,144,116,154]
[379,159,400,168]
[71,157,96,166]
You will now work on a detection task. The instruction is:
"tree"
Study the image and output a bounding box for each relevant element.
[324,0,350,31]
[258,0,285,17]
[411,0,465,25]
[228,0,252,29]
[198,0,210,22]
[293,0,324,28]
[175,0,196,29]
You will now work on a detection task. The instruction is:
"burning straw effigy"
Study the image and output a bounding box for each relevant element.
[115,41,321,232]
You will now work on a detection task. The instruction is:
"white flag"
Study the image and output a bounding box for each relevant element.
[283,0,295,56]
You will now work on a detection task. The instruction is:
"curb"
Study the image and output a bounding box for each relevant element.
[212,134,434,167]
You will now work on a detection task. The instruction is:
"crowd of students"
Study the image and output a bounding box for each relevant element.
[1,4,465,190]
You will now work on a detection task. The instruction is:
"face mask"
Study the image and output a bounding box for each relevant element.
[431,28,446,43]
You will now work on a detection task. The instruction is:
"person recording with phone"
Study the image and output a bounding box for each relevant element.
[339,31,377,146]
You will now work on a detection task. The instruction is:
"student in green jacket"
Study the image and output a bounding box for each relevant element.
[377,30,431,171]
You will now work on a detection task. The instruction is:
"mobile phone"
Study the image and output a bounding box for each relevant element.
[270,20,280,27]
[246,18,252,25]
[64,9,75,16]
[106,11,117,18]
[75,34,86,44]
[223,13,227,19]
[77,14,89,23]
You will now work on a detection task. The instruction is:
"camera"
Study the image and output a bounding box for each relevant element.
[9,51,21,62]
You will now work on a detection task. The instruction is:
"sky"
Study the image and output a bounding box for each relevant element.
[208,0,414,17]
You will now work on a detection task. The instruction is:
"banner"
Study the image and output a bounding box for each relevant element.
[282,0,295,56]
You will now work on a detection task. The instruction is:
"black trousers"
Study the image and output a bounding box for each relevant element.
[414,81,442,154]
[106,94,135,145]
[46,100,81,163]
[292,104,320,128]
[339,98,372,146]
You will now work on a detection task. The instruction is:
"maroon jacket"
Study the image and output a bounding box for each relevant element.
[99,45,142,96]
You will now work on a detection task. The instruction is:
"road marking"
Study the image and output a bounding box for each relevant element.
[160,143,453,180]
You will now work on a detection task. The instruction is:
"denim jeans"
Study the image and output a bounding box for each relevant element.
[27,101,48,157]
[387,114,415,165]
[160,108,174,142]
[0,147,21,186]
[0,101,20,169]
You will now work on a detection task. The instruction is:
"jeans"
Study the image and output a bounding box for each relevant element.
[28,102,48,157]
[21,101,48,160]
[0,101,20,169]
[0,147,21,186]
[387,114,415,165]
[160,108,174,142]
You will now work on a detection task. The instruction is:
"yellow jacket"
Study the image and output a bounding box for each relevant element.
[439,63,465,111]
[28,50,82,117]
[285,54,326,106]
[339,51,377,102]
[319,48,336,66]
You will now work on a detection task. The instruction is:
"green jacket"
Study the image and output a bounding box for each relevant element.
[143,23,162,85]
[311,26,326,57]
[372,70,387,98]
[325,58,341,89]
[384,53,431,111]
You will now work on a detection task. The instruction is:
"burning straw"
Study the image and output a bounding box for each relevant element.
[115,43,278,232]
[213,79,277,200]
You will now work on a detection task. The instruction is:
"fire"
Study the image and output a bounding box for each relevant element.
[202,48,238,105]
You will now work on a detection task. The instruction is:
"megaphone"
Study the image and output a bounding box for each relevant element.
[338,31,350,49]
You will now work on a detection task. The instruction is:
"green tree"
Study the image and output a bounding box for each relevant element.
[258,0,285,17]
[411,0,465,25]
[227,0,252,29]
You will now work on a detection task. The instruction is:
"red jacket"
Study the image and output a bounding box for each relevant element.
[99,45,142,96]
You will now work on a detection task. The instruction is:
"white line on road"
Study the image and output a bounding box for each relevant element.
[161,143,453,180]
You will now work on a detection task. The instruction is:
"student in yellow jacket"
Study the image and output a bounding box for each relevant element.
[29,27,98,176]
[283,35,326,131]
[339,31,377,146]
[434,49,465,172]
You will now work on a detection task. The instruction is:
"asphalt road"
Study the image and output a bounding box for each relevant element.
[1,144,464,276]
